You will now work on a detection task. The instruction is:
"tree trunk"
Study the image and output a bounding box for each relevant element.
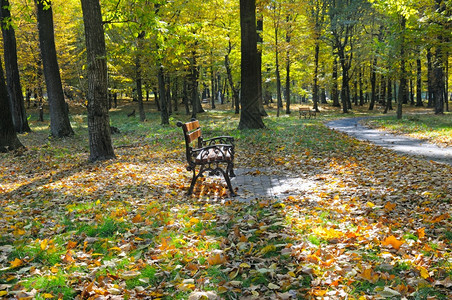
[331,56,340,107]
[0,56,24,152]
[81,0,115,162]
[136,31,146,121]
[285,52,291,114]
[173,77,178,112]
[369,56,377,110]
[380,75,386,106]
[384,77,392,113]
[158,66,169,124]
[0,0,31,133]
[35,0,74,138]
[190,50,203,118]
[210,54,216,110]
[359,67,364,106]
[312,41,320,112]
[275,24,283,117]
[416,57,423,106]
[397,16,407,119]
[166,75,172,114]
[432,46,445,114]
[225,40,240,114]
[427,48,434,108]
[340,61,349,113]
[284,16,291,114]
[183,77,190,115]
[433,0,445,115]
[153,88,161,111]
[238,0,265,129]
[256,13,267,116]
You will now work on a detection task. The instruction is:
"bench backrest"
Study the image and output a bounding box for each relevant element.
[177,120,202,161]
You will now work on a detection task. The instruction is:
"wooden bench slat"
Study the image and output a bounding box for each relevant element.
[187,128,202,144]
[184,120,200,132]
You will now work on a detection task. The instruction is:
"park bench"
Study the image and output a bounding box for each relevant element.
[299,107,316,119]
[177,119,236,196]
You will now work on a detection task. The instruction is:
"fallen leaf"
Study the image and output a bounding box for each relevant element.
[381,235,404,250]
[9,258,24,268]
[416,227,425,239]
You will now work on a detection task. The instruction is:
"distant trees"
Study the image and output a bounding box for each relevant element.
[0,0,448,142]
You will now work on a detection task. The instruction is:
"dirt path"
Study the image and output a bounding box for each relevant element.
[326,117,452,166]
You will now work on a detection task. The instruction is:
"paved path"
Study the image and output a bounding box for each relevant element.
[228,117,451,201]
[231,168,316,201]
[326,117,452,166]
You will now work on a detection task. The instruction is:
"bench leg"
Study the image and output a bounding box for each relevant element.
[187,167,203,196]
[228,161,236,178]
[187,165,236,197]
[220,168,236,197]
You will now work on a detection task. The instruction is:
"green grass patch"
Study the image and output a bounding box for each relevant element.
[21,272,75,300]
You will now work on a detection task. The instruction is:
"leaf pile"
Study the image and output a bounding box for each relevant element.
[0,112,451,299]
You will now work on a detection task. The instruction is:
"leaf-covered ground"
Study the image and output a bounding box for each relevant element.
[0,105,451,299]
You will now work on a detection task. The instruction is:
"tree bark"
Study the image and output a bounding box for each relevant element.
[158,66,169,124]
[369,56,377,110]
[238,0,265,129]
[81,0,115,162]
[35,0,74,138]
[397,16,407,119]
[190,50,203,119]
[285,49,291,114]
[224,41,240,114]
[427,48,434,108]
[384,77,393,113]
[331,56,340,107]
[432,0,445,114]
[415,57,423,106]
[256,13,267,116]
[0,0,31,133]
[136,31,146,121]
[274,22,283,117]
[312,41,320,112]
[0,57,24,152]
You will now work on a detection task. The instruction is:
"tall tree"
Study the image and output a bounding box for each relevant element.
[309,0,325,113]
[0,0,31,133]
[238,0,265,129]
[35,0,74,137]
[397,16,408,119]
[273,4,283,117]
[431,0,446,114]
[135,30,146,121]
[256,10,267,116]
[0,57,24,152]
[81,0,115,162]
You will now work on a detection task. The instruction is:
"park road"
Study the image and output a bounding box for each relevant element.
[326,117,452,166]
